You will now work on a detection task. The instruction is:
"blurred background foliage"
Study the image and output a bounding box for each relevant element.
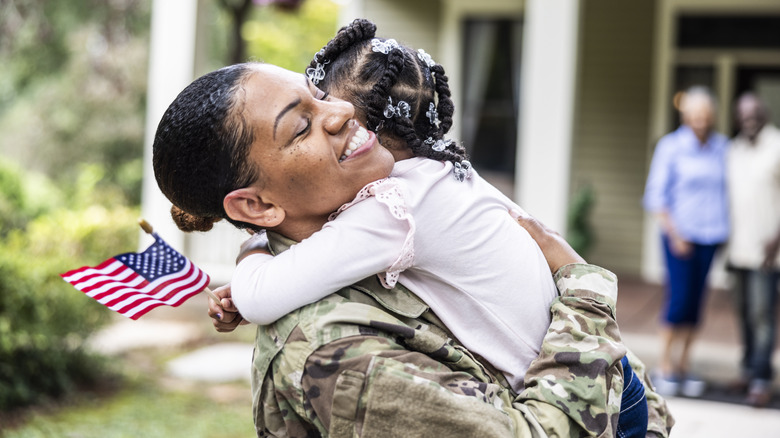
[0,158,138,410]
[0,0,151,411]
[566,184,596,259]
[0,0,150,204]
[241,0,339,69]
[0,0,340,420]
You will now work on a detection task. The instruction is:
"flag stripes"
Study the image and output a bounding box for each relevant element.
[60,233,210,320]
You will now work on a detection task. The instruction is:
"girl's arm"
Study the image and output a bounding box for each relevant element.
[232,195,412,325]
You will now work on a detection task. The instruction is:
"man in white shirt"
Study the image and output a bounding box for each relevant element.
[727,92,780,407]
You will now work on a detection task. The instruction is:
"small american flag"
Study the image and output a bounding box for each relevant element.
[60,232,210,320]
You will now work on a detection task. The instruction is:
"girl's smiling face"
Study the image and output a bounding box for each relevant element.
[240,64,394,226]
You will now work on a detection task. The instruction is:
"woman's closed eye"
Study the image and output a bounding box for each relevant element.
[295,91,330,138]
[296,120,311,138]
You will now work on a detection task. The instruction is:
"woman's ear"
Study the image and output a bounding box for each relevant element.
[223,188,285,228]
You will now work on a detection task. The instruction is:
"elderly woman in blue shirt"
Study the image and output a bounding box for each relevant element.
[643,86,729,398]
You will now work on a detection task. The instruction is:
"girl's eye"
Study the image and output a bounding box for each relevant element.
[319,91,329,101]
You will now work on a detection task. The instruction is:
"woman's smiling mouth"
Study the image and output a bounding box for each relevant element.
[339,126,372,162]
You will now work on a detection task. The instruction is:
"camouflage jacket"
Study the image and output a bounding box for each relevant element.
[250,232,673,437]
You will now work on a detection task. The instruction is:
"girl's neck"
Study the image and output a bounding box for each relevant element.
[380,136,413,161]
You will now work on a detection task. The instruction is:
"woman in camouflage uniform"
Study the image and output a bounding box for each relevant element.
[152,51,673,438]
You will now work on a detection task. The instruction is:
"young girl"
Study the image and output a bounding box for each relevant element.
[232,18,554,388]
[228,19,648,437]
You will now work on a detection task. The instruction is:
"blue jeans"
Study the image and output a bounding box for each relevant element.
[661,236,719,325]
[732,268,779,382]
[617,356,648,438]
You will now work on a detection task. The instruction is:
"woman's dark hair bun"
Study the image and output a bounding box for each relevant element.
[170,205,221,232]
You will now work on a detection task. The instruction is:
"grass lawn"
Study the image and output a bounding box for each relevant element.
[3,381,255,438]
[3,335,257,437]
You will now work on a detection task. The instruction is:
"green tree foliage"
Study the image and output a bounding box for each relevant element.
[0,159,138,411]
[223,0,339,71]
[0,160,32,235]
[0,0,150,205]
[0,2,149,410]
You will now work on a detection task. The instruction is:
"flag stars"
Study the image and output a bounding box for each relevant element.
[114,237,190,282]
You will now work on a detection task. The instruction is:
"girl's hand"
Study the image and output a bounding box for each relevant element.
[208,283,248,332]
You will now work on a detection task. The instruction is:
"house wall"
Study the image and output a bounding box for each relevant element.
[570,0,656,276]
[342,0,442,56]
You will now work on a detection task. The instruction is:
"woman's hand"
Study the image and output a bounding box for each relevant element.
[236,231,271,264]
[510,209,586,273]
[669,234,693,258]
[208,283,248,332]
[656,211,692,258]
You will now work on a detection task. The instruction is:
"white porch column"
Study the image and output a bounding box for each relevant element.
[140,0,200,249]
[515,0,581,234]
[339,0,365,25]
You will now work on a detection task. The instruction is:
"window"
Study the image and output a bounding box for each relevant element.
[678,16,780,49]
[460,19,522,175]
[672,14,780,134]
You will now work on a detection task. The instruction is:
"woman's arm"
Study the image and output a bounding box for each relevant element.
[514,209,673,437]
[642,139,691,257]
[642,138,674,215]
[510,208,584,271]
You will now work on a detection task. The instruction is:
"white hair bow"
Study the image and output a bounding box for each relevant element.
[384,97,411,119]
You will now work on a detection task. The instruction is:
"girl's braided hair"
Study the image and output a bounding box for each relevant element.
[307,18,467,166]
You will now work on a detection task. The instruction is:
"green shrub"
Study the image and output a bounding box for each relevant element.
[567,184,596,258]
[0,159,69,236]
[0,163,139,411]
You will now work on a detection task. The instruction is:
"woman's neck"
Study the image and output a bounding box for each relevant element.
[273,215,330,242]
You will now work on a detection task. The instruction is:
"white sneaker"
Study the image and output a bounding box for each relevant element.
[652,372,680,397]
[680,375,706,398]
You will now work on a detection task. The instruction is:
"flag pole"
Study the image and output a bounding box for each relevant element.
[138,218,224,310]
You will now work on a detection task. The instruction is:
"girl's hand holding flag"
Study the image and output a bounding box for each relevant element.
[207,283,247,332]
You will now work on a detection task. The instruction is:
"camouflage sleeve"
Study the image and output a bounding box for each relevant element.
[517,263,626,438]
[518,263,674,438]
[548,263,675,436]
